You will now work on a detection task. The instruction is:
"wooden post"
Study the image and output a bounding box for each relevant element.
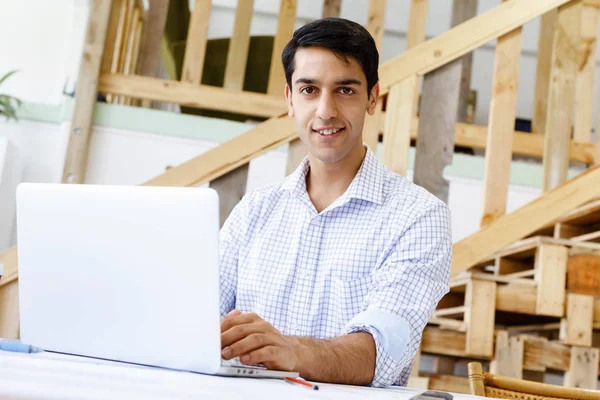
[535,243,568,317]
[61,0,114,184]
[559,293,593,346]
[542,1,582,192]
[574,5,599,143]
[181,0,211,85]
[532,9,557,135]
[223,0,254,91]
[137,0,170,108]
[465,279,496,357]
[413,0,477,203]
[480,2,522,228]
[468,362,486,397]
[123,12,143,105]
[491,332,524,379]
[267,0,296,96]
[382,0,428,176]
[322,0,341,18]
[564,346,599,389]
[362,0,387,152]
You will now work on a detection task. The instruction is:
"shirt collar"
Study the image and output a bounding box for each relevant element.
[279,145,385,206]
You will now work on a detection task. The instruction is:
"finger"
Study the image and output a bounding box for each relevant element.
[239,345,280,366]
[222,333,274,360]
[220,312,260,333]
[221,322,270,349]
[226,309,242,317]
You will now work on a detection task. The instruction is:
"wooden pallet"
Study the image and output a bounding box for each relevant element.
[529,199,600,243]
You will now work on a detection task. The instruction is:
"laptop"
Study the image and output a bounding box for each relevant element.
[15,183,298,379]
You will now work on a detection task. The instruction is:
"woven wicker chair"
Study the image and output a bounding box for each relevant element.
[467,362,600,400]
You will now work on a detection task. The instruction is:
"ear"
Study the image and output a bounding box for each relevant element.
[285,84,294,117]
[366,82,380,116]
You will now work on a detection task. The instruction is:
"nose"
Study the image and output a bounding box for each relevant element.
[316,92,337,120]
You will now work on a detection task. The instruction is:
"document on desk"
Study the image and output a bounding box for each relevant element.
[0,351,477,400]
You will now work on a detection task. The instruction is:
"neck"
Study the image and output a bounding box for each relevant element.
[306,145,366,212]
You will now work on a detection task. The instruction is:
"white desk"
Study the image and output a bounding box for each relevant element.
[0,351,484,400]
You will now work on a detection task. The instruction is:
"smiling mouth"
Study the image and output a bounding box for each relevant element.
[313,127,345,136]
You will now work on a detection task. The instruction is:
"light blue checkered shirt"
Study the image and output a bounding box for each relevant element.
[219,146,452,387]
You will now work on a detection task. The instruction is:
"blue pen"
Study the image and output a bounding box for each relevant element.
[0,339,42,354]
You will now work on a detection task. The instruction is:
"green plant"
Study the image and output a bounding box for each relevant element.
[0,70,21,121]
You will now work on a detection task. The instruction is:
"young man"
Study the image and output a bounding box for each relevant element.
[219,18,452,388]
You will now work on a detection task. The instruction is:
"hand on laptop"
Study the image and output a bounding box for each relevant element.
[220,310,299,372]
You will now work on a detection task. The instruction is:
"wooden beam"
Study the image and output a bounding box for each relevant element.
[564,346,599,389]
[0,246,17,287]
[181,0,211,85]
[421,327,467,358]
[321,0,341,18]
[98,74,287,118]
[426,374,470,394]
[223,0,254,91]
[137,0,170,79]
[61,0,114,184]
[542,1,582,192]
[123,12,144,105]
[267,0,296,96]
[532,9,557,135]
[567,254,600,296]
[143,115,295,187]
[490,331,524,379]
[465,279,496,357]
[378,0,571,94]
[480,18,522,227]
[451,164,600,276]
[574,5,599,143]
[100,0,124,75]
[560,293,594,346]
[535,243,568,316]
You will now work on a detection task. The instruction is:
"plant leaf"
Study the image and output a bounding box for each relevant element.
[0,70,19,87]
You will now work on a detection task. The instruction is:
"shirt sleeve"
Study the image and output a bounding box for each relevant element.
[342,202,452,387]
[219,193,252,318]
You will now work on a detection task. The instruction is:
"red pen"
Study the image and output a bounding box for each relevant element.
[284,377,319,390]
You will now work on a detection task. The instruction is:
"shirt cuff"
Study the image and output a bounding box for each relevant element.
[343,308,410,387]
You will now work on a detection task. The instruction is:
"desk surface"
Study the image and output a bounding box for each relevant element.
[0,351,484,400]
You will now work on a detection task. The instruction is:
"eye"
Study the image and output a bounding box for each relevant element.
[300,86,317,95]
[338,87,355,95]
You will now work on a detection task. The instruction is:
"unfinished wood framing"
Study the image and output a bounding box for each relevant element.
[182,0,212,85]
[560,293,594,346]
[465,279,496,357]
[564,346,599,389]
[532,9,557,135]
[480,19,522,228]
[574,5,599,143]
[61,0,114,184]
[534,243,568,316]
[267,0,296,95]
[542,1,582,192]
[223,0,254,91]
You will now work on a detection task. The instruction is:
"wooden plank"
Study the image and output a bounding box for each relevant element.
[497,258,530,275]
[105,0,129,103]
[560,293,594,347]
[556,223,591,239]
[267,0,296,95]
[406,0,428,49]
[433,306,466,318]
[366,0,386,50]
[0,281,19,339]
[426,374,470,394]
[450,0,477,124]
[431,356,455,375]
[571,229,600,242]
[428,317,466,332]
[98,74,287,118]
[564,347,599,389]
[535,243,568,317]
[0,246,18,287]
[123,12,143,105]
[451,164,600,276]
[491,332,524,379]
[413,58,461,203]
[117,0,135,75]
[465,279,496,357]
[143,115,296,187]
[383,76,418,176]
[567,254,600,296]
[532,9,557,135]
[542,1,582,192]
[181,0,211,85]
[574,5,599,143]
[378,0,571,94]
[223,0,254,91]
[523,336,571,372]
[321,0,341,18]
[480,20,522,227]
[421,327,468,358]
[100,0,123,75]
[209,164,249,228]
[61,0,114,184]
[496,283,537,315]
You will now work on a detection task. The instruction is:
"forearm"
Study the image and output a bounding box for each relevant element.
[290,332,376,385]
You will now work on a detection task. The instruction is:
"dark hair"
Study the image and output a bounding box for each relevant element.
[281,18,379,96]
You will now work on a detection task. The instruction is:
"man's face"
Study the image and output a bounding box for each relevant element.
[285,47,378,165]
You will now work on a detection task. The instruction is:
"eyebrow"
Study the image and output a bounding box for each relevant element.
[294,77,362,86]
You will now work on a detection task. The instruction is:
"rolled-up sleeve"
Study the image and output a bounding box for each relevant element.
[342,203,452,387]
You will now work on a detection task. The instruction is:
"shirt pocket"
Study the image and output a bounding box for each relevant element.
[331,274,372,324]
